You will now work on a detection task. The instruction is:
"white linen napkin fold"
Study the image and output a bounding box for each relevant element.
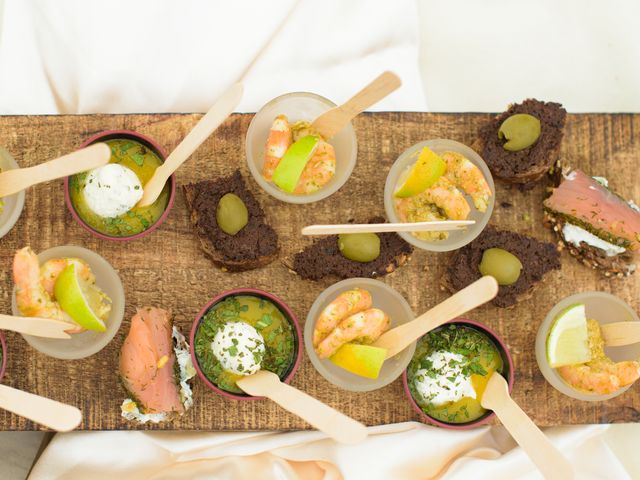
[28,423,630,480]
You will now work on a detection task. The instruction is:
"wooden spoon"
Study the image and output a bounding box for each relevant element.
[310,71,401,139]
[480,373,574,480]
[0,384,82,432]
[236,370,368,444]
[138,83,243,207]
[0,314,72,339]
[373,276,499,359]
[0,143,110,197]
[302,220,475,236]
[601,321,640,347]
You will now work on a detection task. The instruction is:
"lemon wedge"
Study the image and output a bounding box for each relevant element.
[394,146,447,198]
[54,263,112,332]
[546,303,591,368]
[329,343,387,379]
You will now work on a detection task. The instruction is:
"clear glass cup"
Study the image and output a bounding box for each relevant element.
[0,147,26,239]
[384,139,495,252]
[11,245,125,360]
[245,92,358,204]
[535,291,640,401]
[304,277,415,392]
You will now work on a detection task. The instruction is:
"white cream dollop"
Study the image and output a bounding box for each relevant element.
[562,223,626,257]
[211,321,265,375]
[414,351,476,406]
[83,163,143,217]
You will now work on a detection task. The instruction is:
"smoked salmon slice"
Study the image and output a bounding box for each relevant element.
[119,307,184,414]
[544,169,640,250]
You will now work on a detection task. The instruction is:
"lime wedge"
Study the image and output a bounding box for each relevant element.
[329,343,387,379]
[546,303,591,368]
[394,147,447,198]
[272,135,320,193]
[54,264,111,332]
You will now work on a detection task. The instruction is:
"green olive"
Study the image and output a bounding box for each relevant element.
[338,233,381,263]
[216,193,248,235]
[498,113,541,151]
[478,248,523,286]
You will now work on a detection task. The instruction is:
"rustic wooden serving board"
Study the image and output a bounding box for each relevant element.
[0,112,638,431]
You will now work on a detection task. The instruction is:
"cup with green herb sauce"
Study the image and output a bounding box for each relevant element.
[190,288,302,400]
[64,130,176,241]
[403,319,514,429]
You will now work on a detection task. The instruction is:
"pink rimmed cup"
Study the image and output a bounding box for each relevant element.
[64,130,176,242]
[190,288,303,401]
[402,318,514,430]
[0,332,6,383]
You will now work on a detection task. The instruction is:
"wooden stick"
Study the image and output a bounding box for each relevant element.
[0,143,110,197]
[236,371,367,444]
[138,83,243,207]
[480,373,574,480]
[302,220,475,236]
[601,321,640,347]
[310,71,401,139]
[0,314,72,339]
[373,276,499,359]
[0,384,82,432]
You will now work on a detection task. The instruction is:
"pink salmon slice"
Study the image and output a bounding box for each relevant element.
[544,169,640,250]
[119,307,183,414]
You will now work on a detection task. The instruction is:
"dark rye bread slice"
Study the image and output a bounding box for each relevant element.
[476,99,566,187]
[442,226,560,308]
[183,170,279,272]
[288,217,413,281]
[544,212,636,278]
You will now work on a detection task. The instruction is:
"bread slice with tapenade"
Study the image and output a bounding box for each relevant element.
[543,167,640,277]
[442,225,561,308]
[183,170,279,272]
[287,217,413,280]
[475,99,566,187]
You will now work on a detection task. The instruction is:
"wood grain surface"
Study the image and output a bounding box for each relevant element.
[0,112,638,431]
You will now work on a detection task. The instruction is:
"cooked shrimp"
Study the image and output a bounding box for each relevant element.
[313,288,372,347]
[558,361,640,395]
[315,308,390,359]
[40,258,94,297]
[557,319,640,395]
[441,151,492,212]
[262,114,292,181]
[13,247,83,333]
[294,140,336,195]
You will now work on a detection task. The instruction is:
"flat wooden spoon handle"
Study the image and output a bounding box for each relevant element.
[301,220,475,235]
[0,384,82,432]
[373,276,499,358]
[237,373,367,444]
[0,314,72,339]
[484,383,574,479]
[0,143,111,197]
[138,83,243,207]
[601,321,640,346]
[311,71,401,139]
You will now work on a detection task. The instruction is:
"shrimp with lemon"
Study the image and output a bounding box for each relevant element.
[12,246,111,333]
[262,115,336,195]
[557,319,640,395]
[393,146,492,241]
